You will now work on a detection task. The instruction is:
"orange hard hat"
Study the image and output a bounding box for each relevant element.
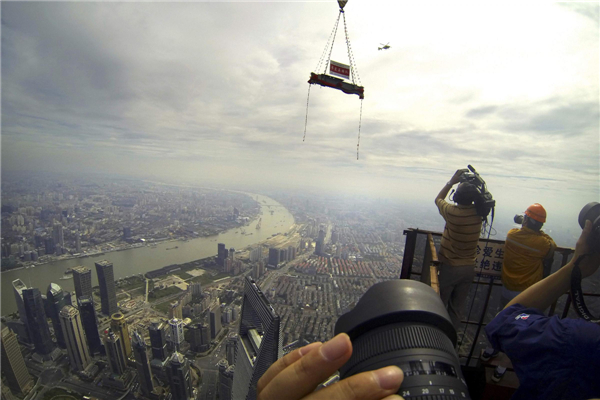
[525,203,546,223]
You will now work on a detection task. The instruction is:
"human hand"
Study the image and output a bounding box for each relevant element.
[574,220,600,278]
[449,169,469,185]
[257,333,404,400]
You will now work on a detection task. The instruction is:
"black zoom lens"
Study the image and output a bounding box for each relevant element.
[334,280,470,399]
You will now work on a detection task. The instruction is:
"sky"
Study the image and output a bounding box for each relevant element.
[1,1,598,240]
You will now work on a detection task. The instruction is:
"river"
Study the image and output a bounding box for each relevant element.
[1,193,294,316]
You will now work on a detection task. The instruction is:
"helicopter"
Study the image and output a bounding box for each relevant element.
[378,42,390,51]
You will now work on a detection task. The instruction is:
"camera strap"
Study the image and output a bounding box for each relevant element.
[570,254,600,323]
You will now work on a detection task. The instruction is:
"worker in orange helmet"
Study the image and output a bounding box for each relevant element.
[499,203,557,309]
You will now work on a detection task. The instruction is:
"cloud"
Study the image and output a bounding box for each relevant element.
[1,1,598,211]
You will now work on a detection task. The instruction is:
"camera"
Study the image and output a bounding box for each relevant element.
[457,165,495,219]
[334,280,471,399]
[578,202,600,253]
[514,215,524,224]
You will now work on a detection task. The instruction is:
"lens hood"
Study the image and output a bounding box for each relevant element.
[334,279,457,345]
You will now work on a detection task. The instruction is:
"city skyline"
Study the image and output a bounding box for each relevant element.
[1,1,597,233]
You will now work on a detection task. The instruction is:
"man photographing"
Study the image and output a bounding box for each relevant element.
[435,168,483,329]
[500,203,557,308]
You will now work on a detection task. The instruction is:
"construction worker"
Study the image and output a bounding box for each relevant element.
[499,203,557,309]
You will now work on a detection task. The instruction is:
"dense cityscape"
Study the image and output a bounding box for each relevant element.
[1,174,415,400]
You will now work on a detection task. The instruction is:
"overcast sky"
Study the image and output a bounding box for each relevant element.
[2,1,598,235]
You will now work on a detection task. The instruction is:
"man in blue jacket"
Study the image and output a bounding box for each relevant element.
[485,220,600,400]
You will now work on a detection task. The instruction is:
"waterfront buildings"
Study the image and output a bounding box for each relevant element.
[22,288,55,356]
[0,325,33,396]
[231,277,282,400]
[110,312,132,359]
[77,296,103,355]
[72,266,93,298]
[132,331,155,397]
[95,260,118,316]
[59,305,91,372]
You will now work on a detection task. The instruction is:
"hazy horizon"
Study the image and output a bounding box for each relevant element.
[2,1,598,246]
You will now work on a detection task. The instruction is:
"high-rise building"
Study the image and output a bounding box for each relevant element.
[218,359,234,400]
[75,232,82,253]
[268,248,279,268]
[103,329,127,376]
[229,248,235,260]
[217,243,226,266]
[169,301,183,320]
[46,283,71,348]
[44,237,55,256]
[209,303,222,340]
[77,296,103,355]
[187,323,210,353]
[53,222,64,248]
[22,288,55,355]
[189,283,202,303]
[169,318,184,351]
[231,277,282,400]
[72,266,92,298]
[166,352,193,400]
[1,325,34,396]
[110,313,132,359]
[11,279,31,343]
[315,229,325,256]
[148,319,167,361]
[95,260,118,316]
[59,305,91,372]
[132,331,155,396]
[225,334,237,365]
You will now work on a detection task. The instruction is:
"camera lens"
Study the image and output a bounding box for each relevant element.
[514,214,524,224]
[334,280,470,399]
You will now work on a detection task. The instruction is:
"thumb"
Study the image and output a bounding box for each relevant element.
[584,219,592,233]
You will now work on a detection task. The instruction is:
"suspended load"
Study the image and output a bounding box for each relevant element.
[303,0,365,159]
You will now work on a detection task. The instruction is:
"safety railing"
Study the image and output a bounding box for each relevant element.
[399,228,598,368]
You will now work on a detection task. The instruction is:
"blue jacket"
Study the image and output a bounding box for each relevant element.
[485,304,600,400]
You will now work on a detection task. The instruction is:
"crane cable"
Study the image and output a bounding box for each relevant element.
[304,5,364,160]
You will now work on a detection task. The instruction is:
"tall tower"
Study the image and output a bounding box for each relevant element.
[169,318,184,351]
[11,279,31,343]
[268,248,279,268]
[1,325,34,396]
[77,296,103,356]
[103,329,127,376]
[95,260,118,316]
[148,319,167,361]
[46,283,71,348]
[166,352,193,400]
[22,288,55,356]
[72,266,93,298]
[231,277,282,400]
[132,331,155,396]
[209,303,222,340]
[110,313,132,359]
[59,305,91,372]
[53,222,64,248]
[225,334,237,365]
